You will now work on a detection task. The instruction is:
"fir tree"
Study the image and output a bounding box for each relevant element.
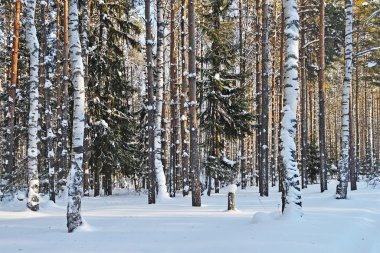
[199,0,253,187]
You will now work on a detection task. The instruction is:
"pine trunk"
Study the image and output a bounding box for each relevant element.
[146,0,156,204]
[270,0,278,188]
[180,0,190,196]
[278,1,285,193]
[5,0,21,182]
[66,0,85,232]
[336,0,353,200]
[261,0,269,197]
[58,0,70,192]
[318,0,328,192]
[300,0,308,189]
[238,0,246,190]
[40,1,56,202]
[188,0,201,207]
[255,0,262,196]
[25,0,40,211]
[169,0,178,198]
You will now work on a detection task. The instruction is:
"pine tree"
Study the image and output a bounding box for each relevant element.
[188,0,201,207]
[199,0,252,188]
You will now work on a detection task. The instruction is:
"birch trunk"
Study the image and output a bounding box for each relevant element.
[336,0,353,200]
[67,0,85,232]
[155,0,169,200]
[25,0,40,211]
[280,0,302,215]
[80,0,90,197]
[188,0,201,207]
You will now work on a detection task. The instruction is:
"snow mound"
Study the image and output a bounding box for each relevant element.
[77,219,97,232]
[252,212,279,223]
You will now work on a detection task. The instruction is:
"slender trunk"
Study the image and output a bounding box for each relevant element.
[169,0,178,198]
[239,0,247,190]
[188,0,201,207]
[281,0,302,214]
[180,0,190,196]
[66,0,85,232]
[55,0,62,197]
[40,1,56,202]
[270,0,278,188]
[80,0,90,197]
[349,86,357,190]
[25,0,40,211]
[300,0,308,189]
[146,0,156,204]
[154,0,168,199]
[336,0,353,199]
[58,0,70,191]
[277,1,285,193]
[255,0,262,195]
[5,0,21,181]
[261,0,270,197]
[318,0,327,192]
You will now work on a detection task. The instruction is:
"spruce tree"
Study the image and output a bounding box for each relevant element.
[199,0,252,188]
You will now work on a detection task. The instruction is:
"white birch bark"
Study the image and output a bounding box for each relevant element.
[336,0,353,199]
[280,0,302,215]
[154,0,168,199]
[66,0,85,232]
[25,0,40,212]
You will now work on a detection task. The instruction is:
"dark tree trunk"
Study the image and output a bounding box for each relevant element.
[180,0,190,196]
[5,0,21,181]
[278,1,285,193]
[145,0,156,204]
[255,0,262,196]
[318,0,328,192]
[58,0,70,191]
[227,192,235,211]
[169,0,179,198]
[300,2,308,189]
[188,0,201,207]
[239,0,247,190]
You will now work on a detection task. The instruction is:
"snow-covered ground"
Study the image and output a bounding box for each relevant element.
[0,181,379,253]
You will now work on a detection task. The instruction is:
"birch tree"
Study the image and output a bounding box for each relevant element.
[336,0,353,200]
[25,0,40,211]
[67,0,86,232]
[280,0,302,214]
[154,0,168,200]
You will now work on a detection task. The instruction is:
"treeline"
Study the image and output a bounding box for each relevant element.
[0,0,379,231]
